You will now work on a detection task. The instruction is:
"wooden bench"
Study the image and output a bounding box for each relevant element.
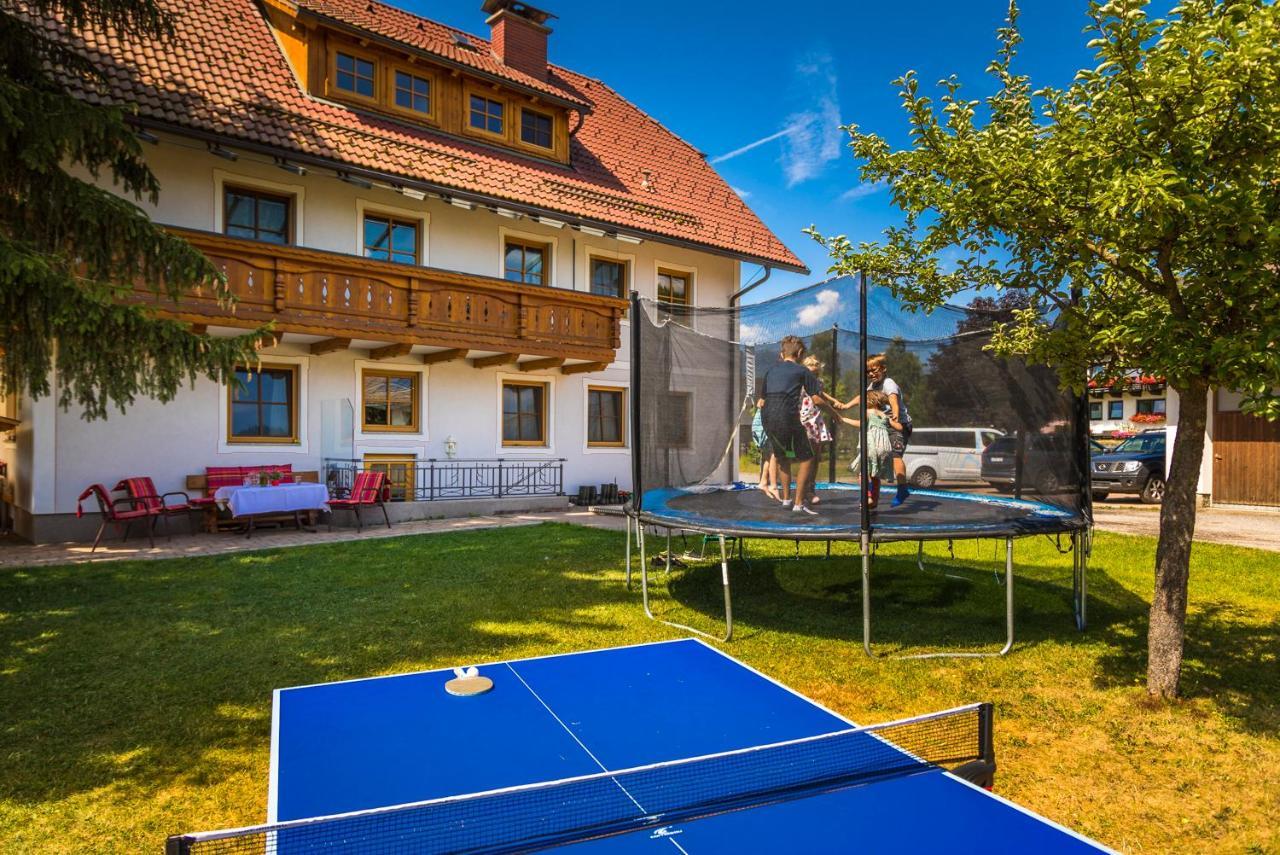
[186,469,321,533]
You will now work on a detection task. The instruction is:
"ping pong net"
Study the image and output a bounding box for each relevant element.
[167,702,993,855]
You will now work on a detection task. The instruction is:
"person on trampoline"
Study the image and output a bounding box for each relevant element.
[757,336,822,515]
[838,354,914,507]
[751,405,779,500]
[838,390,893,509]
[800,354,836,506]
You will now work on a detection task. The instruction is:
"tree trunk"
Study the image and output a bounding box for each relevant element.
[1147,377,1209,698]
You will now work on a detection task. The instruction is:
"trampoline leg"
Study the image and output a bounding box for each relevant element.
[665,530,672,578]
[1000,536,1015,655]
[1073,528,1090,631]
[866,535,1016,659]
[719,534,734,642]
[916,541,926,573]
[861,532,877,658]
[625,514,632,591]
[639,524,732,644]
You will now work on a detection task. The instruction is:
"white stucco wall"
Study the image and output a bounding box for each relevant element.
[20,131,744,525]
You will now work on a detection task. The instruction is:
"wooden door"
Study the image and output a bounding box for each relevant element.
[1213,392,1280,506]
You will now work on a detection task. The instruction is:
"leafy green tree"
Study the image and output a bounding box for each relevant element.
[1,0,261,420]
[810,0,1280,697]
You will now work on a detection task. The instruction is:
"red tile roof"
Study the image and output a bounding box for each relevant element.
[46,0,806,271]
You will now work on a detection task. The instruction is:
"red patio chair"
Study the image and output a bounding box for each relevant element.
[327,470,391,532]
[115,477,196,536]
[76,483,160,553]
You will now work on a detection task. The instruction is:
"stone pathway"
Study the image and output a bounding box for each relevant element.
[1092,502,1280,552]
[0,510,626,569]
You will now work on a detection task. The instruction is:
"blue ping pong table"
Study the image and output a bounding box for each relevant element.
[170,638,1112,853]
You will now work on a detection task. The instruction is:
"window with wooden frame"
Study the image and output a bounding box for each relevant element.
[504,238,549,285]
[228,364,298,443]
[224,186,292,244]
[364,453,415,502]
[1089,401,1103,420]
[520,108,554,149]
[589,256,628,298]
[502,380,548,446]
[587,386,625,447]
[363,212,419,265]
[469,93,505,136]
[1136,398,1167,415]
[1108,400,1124,420]
[334,50,377,99]
[658,391,692,448]
[656,268,691,305]
[392,68,432,116]
[361,370,419,432]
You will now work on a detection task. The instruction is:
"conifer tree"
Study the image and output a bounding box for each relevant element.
[0,0,261,420]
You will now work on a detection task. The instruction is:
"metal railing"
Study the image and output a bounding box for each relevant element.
[323,458,565,502]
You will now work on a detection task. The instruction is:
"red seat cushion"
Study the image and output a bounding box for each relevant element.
[188,497,217,507]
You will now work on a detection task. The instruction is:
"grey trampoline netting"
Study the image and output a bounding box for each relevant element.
[630,276,1090,541]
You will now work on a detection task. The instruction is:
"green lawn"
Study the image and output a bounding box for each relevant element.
[1,524,1277,853]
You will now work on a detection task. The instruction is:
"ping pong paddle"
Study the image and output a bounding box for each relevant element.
[445,666,493,696]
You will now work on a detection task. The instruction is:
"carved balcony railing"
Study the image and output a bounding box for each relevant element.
[130,228,627,364]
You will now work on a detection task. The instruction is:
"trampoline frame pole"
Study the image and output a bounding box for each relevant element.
[638,524,734,643]
[624,512,632,590]
[863,535,1016,659]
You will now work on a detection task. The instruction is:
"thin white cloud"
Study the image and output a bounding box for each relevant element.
[780,51,842,188]
[730,185,751,199]
[839,182,885,202]
[797,289,841,327]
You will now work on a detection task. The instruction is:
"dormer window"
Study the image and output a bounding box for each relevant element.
[469,94,505,135]
[335,51,376,98]
[394,70,431,114]
[520,108,553,149]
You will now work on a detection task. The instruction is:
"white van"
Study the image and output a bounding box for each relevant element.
[903,427,1004,487]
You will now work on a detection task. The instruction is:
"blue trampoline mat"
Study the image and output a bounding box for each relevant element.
[637,483,1085,542]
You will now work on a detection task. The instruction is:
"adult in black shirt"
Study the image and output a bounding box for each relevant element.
[757,335,822,514]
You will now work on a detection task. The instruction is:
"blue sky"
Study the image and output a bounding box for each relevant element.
[406,1,1113,302]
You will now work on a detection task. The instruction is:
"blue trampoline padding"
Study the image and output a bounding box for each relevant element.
[268,639,1110,854]
[636,483,1086,542]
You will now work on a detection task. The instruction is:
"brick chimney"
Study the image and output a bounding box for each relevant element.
[482,0,555,81]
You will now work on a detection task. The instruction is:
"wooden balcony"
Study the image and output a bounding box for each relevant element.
[131,229,627,367]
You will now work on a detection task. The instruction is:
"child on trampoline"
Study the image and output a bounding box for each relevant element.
[751,406,779,500]
[838,354,914,507]
[756,335,822,515]
[839,390,893,509]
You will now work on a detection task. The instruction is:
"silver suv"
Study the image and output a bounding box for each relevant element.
[904,427,1005,487]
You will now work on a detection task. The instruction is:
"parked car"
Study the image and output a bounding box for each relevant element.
[1091,428,1166,504]
[980,432,1079,495]
[900,427,1005,487]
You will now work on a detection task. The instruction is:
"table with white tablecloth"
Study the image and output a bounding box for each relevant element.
[212,483,330,535]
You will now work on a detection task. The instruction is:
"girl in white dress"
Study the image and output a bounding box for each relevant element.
[839,391,893,508]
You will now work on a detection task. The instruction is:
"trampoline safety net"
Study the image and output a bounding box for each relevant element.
[631,276,1089,541]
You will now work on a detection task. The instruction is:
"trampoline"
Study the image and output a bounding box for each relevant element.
[641,483,1084,542]
[626,274,1093,658]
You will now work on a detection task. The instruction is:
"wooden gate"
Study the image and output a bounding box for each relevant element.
[1212,400,1280,506]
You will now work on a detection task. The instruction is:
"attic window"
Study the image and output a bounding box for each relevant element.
[452,32,474,49]
[469,94,504,135]
[335,51,375,98]
[394,70,431,114]
[520,108,553,149]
